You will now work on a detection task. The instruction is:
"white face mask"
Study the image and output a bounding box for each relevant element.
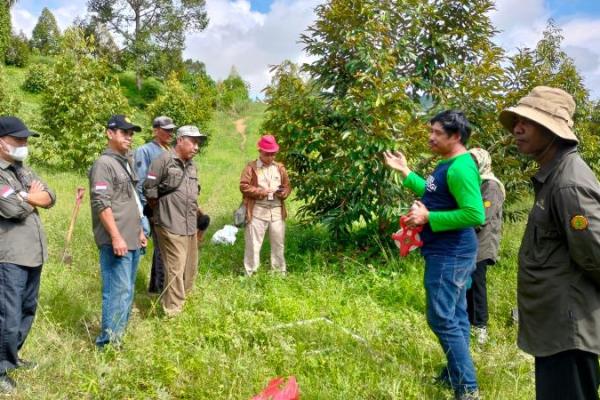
[1,140,28,162]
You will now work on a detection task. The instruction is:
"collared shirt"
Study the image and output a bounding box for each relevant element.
[0,158,56,267]
[143,150,199,236]
[254,159,283,218]
[89,149,142,250]
[518,145,600,357]
[134,141,169,207]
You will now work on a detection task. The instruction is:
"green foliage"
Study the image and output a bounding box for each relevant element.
[88,0,209,88]
[264,4,597,241]
[482,20,597,198]
[0,65,21,114]
[22,63,51,93]
[140,77,164,102]
[74,17,121,67]
[182,61,218,109]
[217,67,251,113]
[0,3,11,63]
[146,73,212,133]
[264,0,503,239]
[34,28,130,171]
[31,7,61,55]
[5,32,31,68]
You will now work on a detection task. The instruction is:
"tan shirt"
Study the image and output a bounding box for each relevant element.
[240,160,291,223]
[0,159,56,267]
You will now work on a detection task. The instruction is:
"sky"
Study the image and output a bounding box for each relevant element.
[10,0,600,99]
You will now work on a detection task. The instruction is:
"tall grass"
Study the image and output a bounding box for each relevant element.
[5,71,535,398]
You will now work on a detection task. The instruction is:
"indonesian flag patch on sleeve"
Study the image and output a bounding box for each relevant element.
[147,172,157,180]
[94,181,109,191]
[0,185,15,198]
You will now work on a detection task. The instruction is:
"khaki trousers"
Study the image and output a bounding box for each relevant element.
[155,226,198,316]
[243,216,286,275]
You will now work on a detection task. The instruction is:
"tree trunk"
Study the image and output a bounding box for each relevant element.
[135,66,143,90]
[134,4,142,90]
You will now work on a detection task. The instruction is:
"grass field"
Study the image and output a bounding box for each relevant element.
[3,67,536,399]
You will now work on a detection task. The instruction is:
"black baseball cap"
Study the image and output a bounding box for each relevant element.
[0,116,39,138]
[106,114,141,132]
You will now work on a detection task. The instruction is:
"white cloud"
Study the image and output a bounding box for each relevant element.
[184,0,321,98]
[10,8,37,36]
[490,0,600,98]
[11,2,87,36]
[9,0,600,99]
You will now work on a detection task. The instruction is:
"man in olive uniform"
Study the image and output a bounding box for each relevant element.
[89,114,146,348]
[144,125,206,316]
[0,117,55,393]
[500,86,600,399]
[134,116,176,294]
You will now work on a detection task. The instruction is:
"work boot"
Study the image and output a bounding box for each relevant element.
[0,374,16,394]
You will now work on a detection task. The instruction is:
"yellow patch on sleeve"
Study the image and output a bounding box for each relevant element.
[484,200,492,208]
[570,215,589,231]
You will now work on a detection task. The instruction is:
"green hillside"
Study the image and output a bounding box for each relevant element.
[4,66,535,399]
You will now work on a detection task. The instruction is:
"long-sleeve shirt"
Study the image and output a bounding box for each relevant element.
[143,150,199,236]
[134,141,168,207]
[518,145,600,357]
[402,152,485,256]
[0,158,56,267]
[89,149,142,250]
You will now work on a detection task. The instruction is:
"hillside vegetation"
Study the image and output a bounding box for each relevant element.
[3,65,536,399]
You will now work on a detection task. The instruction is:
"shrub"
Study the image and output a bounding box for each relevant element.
[216,68,250,112]
[140,77,163,102]
[146,73,212,134]
[0,65,21,114]
[33,28,130,171]
[22,63,50,93]
[5,33,30,68]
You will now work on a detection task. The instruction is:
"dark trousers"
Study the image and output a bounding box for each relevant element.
[148,226,165,293]
[536,349,600,400]
[466,259,492,327]
[0,263,42,374]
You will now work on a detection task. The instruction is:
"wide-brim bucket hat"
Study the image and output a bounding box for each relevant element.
[499,86,578,143]
[257,135,280,152]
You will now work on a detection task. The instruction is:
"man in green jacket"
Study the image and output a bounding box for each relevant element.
[500,86,600,399]
[385,110,485,400]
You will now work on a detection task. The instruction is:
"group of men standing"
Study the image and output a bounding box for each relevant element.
[89,114,208,348]
[1,85,600,399]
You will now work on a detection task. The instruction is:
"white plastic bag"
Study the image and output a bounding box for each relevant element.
[211,224,239,245]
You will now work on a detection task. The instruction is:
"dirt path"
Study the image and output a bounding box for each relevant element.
[234,117,247,151]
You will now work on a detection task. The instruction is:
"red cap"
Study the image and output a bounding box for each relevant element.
[257,135,279,152]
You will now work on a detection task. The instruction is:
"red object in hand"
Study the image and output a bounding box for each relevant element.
[391,216,424,257]
[251,376,300,400]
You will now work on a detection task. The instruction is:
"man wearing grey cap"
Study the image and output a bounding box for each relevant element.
[134,116,175,294]
[0,116,55,393]
[144,125,206,316]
